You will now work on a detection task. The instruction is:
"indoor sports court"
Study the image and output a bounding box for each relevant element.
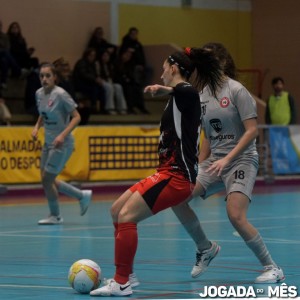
[0,180,299,299]
[1,0,300,299]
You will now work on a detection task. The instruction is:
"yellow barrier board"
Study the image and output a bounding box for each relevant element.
[0,126,159,184]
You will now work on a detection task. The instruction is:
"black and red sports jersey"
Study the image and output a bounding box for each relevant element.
[157,82,201,183]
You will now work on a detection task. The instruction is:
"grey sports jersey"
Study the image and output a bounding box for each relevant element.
[36,86,77,145]
[200,78,257,156]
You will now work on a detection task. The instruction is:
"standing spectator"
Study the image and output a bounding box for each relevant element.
[73,48,106,113]
[114,48,149,114]
[7,22,39,70]
[120,27,145,68]
[99,51,127,115]
[119,27,151,85]
[265,76,296,125]
[87,27,117,63]
[32,63,92,225]
[0,19,22,89]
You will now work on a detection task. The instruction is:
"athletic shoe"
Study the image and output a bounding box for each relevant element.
[38,215,63,225]
[90,279,132,296]
[80,190,92,216]
[129,272,140,287]
[103,273,140,288]
[255,265,285,283]
[191,241,221,278]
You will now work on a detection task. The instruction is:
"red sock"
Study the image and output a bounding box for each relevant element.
[114,222,137,284]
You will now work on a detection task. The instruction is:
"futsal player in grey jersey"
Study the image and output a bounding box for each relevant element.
[172,44,285,284]
[32,63,92,225]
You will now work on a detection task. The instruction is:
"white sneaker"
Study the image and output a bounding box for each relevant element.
[191,241,221,278]
[255,265,285,283]
[80,190,92,216]
[90,279,132,296]
[104,273,140,288]
[129,272,140,287]
[38,215,63,225]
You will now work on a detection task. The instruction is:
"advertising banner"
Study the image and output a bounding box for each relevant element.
[269,126,300,174]
[0,126,160,184]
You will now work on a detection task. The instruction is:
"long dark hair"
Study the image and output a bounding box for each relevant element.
[203,42,237,80]
[167,48,224,98]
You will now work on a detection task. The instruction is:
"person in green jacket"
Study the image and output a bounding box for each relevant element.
[265,77,296,125]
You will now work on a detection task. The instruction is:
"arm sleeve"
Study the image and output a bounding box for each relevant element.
[172,83,199,112]
[233,86,257,121]
[61,90,78,113]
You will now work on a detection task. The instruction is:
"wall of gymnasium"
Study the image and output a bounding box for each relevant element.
[0,0,252,70]
[0,0,110,67]
[118,3,252,69]
[252,0,300,119]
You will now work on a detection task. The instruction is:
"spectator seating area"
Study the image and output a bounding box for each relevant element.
[1,77,167,125]
[1,43,180,125]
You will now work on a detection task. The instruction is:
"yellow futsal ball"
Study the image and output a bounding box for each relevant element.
[68,259,101,294]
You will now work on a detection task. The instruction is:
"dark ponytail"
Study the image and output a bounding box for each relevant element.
[166,47,224,98]
[188,47,224,98]
[202,42,237,80]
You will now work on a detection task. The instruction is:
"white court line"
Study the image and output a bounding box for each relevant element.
[0,284,199,296]
[132,289,200,295]
[0,214,299,235]
[0,284,71,290]
[1,233,300,245]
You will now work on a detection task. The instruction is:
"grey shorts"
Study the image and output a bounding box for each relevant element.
[40,143,74,175]
[197,154,258,201]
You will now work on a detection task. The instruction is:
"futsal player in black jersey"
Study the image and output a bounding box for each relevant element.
[90,48,224,297]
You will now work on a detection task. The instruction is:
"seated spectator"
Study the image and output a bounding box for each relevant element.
[265,76,296,125]
[0,19,22,89]
[53,57,90,125]
[7,21,39,70]
[0,97,12,125]
[114,48,149,114]
[99,51,127,115]
[73,48,106,113]
[53,57,76,99]
[24,67,40,115]
[88,27,117,63]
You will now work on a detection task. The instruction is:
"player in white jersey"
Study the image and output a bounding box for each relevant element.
[171,43,284,284]
[31,63,92,225]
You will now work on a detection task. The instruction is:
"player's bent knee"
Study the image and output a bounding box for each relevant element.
[228,212,247,228]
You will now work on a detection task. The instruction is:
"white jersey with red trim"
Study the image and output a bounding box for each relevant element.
[200,77,257,156]
[36,86,77,146]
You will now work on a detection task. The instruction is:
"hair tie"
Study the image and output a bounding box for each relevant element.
[185,47,191,56]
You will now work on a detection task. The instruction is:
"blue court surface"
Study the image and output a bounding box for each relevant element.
[0,182,299,299]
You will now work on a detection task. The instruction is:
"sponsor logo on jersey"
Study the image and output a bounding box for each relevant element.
[210,134,235,141]
[48,99,54,107]
[220,97,230,108]
[209,119,222,133]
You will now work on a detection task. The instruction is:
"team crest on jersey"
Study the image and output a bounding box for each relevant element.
[209,118,222,133]
[48,99,54,107]
[220,97,230,108]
